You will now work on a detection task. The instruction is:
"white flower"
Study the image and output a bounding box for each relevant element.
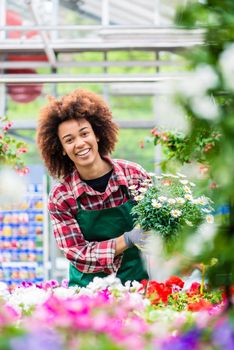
[175,197,185,205]
[189,182,196,187]
[134,195,144,201]
[167,198,176,205]
[185,222,217,256]
[184,194,193,201]
[180,179,189,185]
[191,95,219,120]
[148,172,156,177]
[158,196,168,202]
[206,214,214,224]
[176,64,218,98]
[0,282,9,300]
[219,44,234,91]
[129,185,137,190]
[0,169,27,207]
[152,199,162,208]
[171,209,182,218]
[7,286,50,311]
[138,187,148,193]
[53,287,77,298]
[177,172,187,178]
[197,196,209,205]
[168,174,179,178]
[183,186,192,193]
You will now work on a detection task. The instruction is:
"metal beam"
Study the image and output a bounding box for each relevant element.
[0,27,204,54]
[10,119,154,130]
[0,73,184,84]
[0,59,183,69]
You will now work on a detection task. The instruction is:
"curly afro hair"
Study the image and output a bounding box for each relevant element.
[36,89,119,179]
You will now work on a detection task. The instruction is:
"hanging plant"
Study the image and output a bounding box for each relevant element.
[0,115,29,175]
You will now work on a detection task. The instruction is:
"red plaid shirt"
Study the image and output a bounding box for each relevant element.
[48,157,150,274]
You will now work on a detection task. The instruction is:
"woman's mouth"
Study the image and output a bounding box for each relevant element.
[76,148,91,157]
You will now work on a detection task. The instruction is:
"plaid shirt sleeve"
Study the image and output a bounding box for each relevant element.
[48,184,122,274]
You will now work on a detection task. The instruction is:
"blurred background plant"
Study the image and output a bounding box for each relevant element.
[164,0,234,307]
[0,116,28,207]
[0,115,28,174]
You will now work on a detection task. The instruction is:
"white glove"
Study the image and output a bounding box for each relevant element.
[124,227,152,250]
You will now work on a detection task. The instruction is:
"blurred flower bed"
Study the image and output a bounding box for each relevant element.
[0,275,233,350]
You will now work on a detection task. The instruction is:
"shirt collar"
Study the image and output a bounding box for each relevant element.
[69,156,128,198]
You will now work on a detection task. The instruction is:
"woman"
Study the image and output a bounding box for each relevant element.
[37,89,150,287]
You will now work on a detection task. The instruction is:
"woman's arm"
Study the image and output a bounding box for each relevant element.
[115,235,128,256]
[48,185,123,274]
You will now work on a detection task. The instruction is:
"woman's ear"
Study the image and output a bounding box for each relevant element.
[63,150,66,156]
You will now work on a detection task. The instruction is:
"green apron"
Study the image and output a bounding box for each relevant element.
[69,186,148,287]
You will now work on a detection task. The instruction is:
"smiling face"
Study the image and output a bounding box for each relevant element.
[58,118,102,174]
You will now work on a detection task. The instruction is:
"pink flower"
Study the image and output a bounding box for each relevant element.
[17,147,28,154]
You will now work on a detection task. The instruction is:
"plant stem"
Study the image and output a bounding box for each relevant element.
[200,263,206,295]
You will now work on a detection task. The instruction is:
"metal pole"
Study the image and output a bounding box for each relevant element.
[102,0,109,26]
[0,0,6,117]
[154,0,161,26]
[51,0,59,41]
[25,0,57,67]
[0,0,6,40]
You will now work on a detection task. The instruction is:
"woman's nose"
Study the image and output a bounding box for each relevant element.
[74,137,85,148]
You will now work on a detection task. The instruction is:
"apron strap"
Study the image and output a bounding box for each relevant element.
[121,185,131,199]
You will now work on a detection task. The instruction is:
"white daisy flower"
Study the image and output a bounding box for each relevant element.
[177,172,187,178]
[180,179,189,185]
[129,185,137,190]
[171,209,182,218]
[138,187,148,193]
[175,197,185,205]
[197,196,209,205]
[183,186,192,193]
[167,198,176,205]
[134,195,144,201]
[152,199,162,208]
[158,196,168,202]
[189,182,196,187]
[206,214,214,224]
[168,174,179,178]
[184,194,193,201]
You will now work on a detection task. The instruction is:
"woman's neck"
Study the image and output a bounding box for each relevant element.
[77,158,112,180]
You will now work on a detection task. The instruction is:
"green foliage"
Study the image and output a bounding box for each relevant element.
[150,127,221,166]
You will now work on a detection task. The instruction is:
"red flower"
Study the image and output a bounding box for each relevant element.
[150,127,161,137]
[166,276,184,289]
[189,282,201,292]
[187,298,213,312]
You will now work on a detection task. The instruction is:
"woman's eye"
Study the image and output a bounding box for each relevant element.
[65,138,72,143]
